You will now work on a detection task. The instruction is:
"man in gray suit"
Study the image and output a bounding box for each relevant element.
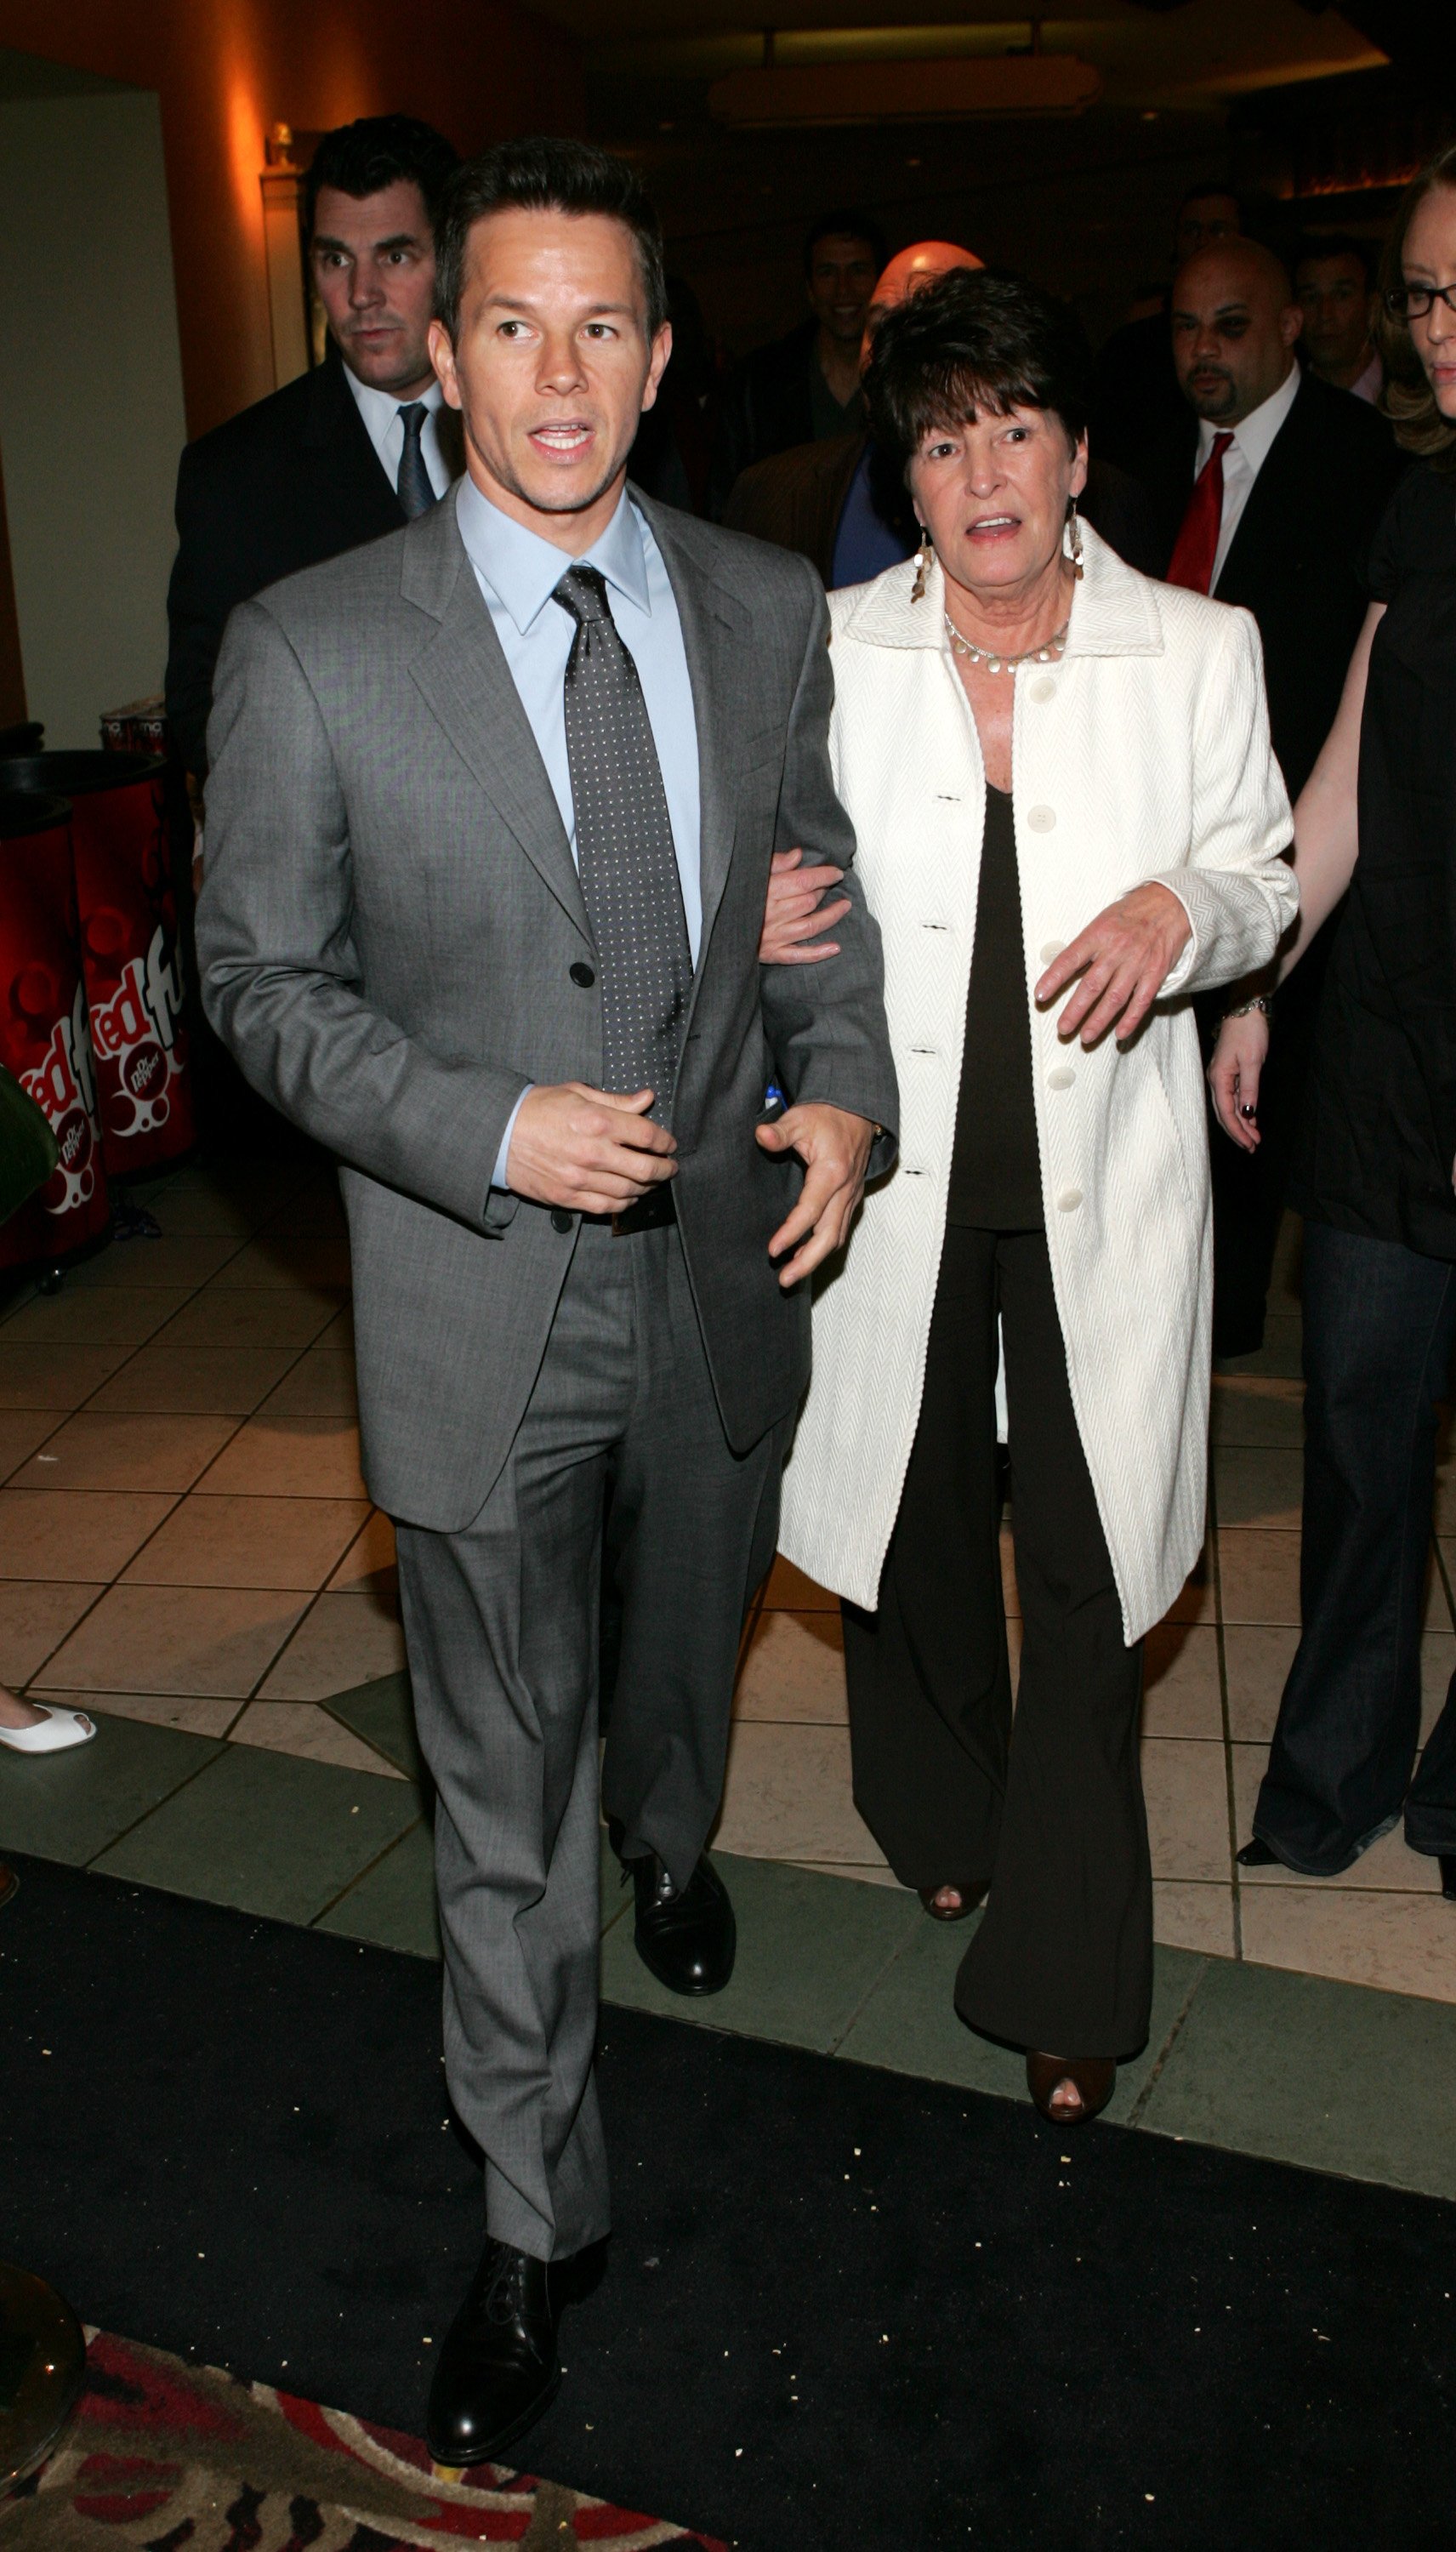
[196,137,896,2464]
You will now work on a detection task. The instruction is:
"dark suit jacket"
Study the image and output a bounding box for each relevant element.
[725,431,1167,587]
[1135,372,1404,800]
[196,487,899,1529]
[709,320,848,518]
[165,350,460,778]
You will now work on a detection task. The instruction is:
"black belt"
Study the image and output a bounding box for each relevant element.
[578,1183,678,1237]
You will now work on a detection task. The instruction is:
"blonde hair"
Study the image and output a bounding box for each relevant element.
[1377,140,1456,472]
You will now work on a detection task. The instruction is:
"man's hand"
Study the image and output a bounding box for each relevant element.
[757,1103,874,1287]
[759,846,851,966]
[1207,1007,1269,1154]
[1035,881,1192,1048]
[506,1084,677,1215]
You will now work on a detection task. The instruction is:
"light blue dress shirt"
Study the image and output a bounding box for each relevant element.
[455,478,702,1192]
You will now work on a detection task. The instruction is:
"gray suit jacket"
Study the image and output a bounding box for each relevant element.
[196,485,898,1531]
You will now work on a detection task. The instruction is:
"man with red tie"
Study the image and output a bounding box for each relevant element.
[1148,238,1402,1352]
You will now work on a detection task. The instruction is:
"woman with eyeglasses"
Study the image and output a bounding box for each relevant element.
[1209,141,1456,1897]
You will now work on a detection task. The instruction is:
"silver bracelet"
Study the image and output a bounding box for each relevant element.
[1223,994,1272,1020]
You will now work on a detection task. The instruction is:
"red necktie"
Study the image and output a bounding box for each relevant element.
[1166,431,1234,594]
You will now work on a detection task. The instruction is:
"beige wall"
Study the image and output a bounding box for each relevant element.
[0,87,187,744]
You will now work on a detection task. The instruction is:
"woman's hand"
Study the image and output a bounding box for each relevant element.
[1034,881,1192,1048]
[1208,1006,1270,1153]
[759,846,851,966]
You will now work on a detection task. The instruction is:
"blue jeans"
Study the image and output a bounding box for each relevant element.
[1254,1220,1456,1872]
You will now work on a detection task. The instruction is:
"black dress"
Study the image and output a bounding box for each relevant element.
[841,786,1152,2061]
[1290,463,1456,1256]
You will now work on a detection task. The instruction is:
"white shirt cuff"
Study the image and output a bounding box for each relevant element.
[492,1085,532,1193]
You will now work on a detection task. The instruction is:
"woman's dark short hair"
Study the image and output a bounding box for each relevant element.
[863,267,1090,505]
[435,137,668,344]
[1376,140,1456,472]
[304,116,460,244]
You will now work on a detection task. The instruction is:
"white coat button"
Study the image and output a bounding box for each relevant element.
[1027,805,1056,833]
[1046,1066,1075,1091]
[1029,675,1056,704]
[1039,939,1066,966]
[1056,1186,1083,1213]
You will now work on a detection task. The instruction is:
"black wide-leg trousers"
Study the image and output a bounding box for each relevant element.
[1253,1217,1456,1871]
[842,1225,1152,2061]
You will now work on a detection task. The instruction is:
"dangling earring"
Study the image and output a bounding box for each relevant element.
[911,524,933,602]
[1067,502,1085,581]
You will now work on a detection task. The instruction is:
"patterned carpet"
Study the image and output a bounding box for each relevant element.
[1,2331,723,2550]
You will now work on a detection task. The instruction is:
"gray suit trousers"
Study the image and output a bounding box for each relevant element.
[395,1215,788,2263]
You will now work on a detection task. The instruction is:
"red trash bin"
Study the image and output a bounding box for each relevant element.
[0,790,111,1272]
[0,751,196,1178]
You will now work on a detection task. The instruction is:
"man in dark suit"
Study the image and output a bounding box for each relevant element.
[1154,237,1403,1350]
[708,207,886,514]
[197,138,896,2463]
[165,114,460,778]
[1089,182,1244,484]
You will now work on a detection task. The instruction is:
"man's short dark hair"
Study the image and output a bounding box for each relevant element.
[1294,231,1375,287]
[803,208,889,279]
[304,115,460,244]
[434,137,668,343]
[863,266,1090,516]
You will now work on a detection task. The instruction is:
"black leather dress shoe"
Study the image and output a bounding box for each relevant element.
[1237,1837,1280,1867]
[426,2239,560,2468]
[628,1851,736,1995]
[1440,1855,1456,1902]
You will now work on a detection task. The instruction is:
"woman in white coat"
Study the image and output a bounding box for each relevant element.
[771,269,1296,2122]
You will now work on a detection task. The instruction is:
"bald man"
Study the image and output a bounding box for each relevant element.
[724,238,1160,583]
[1151,236,1403,1353]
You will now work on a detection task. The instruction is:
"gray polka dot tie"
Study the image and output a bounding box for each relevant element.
[554,565,691,1124]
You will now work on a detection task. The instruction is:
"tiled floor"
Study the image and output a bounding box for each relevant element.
[3,1157,1455,2202]
[3,1163,1452,2012]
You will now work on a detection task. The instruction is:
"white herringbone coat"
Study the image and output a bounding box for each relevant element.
[777,526,1297,1643]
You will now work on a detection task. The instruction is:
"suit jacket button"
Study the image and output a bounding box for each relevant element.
[569,961,595,988]
[550,1209,574,1233]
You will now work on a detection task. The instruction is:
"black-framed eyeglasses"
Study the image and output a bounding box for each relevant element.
[1384,282,1456,322]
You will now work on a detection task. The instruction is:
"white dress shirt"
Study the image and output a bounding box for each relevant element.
[1197,361,1301,593]
[455,475,703,1189]
[1350,348,1383,406]
[344,367,452,503]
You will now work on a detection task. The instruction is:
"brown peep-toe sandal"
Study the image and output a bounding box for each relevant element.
[1026,2052,1116,2124]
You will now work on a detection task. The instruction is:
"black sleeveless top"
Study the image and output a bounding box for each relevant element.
[1290,464,1456,1260]
[947,784,1043,1230]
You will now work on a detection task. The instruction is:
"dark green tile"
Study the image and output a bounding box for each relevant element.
[600,1852,920,2051]
[317,1817,439,1957]
[323,1672,427,1785]
[93,1743,420,1924]
[838,1917,1207,2125]
[1136,1957,1456,2198]
[0,1712,220,1865]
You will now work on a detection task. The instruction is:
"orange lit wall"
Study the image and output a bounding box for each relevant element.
[0,0,584,438]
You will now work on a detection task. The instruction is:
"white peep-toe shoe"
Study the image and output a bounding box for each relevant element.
[0,1706,97,1754]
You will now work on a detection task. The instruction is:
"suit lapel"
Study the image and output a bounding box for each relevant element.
[1214,380,1307,603]
[404,503,593,947]
[304,354,406,542]
[638,496,754,965]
